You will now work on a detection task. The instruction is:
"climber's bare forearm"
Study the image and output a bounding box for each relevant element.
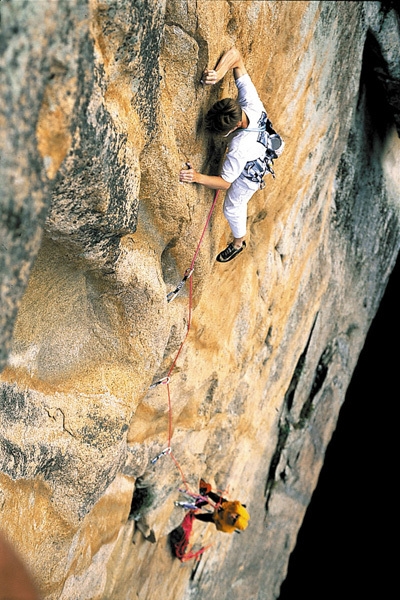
[179,167,230,190]
[203,47,247,85]
[195,173,231,190]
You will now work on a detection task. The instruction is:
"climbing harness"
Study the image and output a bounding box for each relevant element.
[240,113,284,183]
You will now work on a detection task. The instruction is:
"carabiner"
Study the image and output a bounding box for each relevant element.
[151,447,172,464]
[149,376,171,390]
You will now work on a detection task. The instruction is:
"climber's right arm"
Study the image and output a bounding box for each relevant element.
[179,166,231,190]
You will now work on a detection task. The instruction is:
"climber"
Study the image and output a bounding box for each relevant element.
[179,46,283,263]
[176,480,250,534]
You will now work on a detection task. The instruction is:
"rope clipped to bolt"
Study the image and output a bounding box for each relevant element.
[150,189,221,489]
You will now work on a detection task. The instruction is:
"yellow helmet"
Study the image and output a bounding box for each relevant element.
[235,503,250,531]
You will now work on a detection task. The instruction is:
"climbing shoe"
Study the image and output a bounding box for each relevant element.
[216,241,246,263]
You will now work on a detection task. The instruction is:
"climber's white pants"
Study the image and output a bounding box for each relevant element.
[223,178,258,239]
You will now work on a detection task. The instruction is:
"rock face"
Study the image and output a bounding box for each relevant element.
[1,1,399,599]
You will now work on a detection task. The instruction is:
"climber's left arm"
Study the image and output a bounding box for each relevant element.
[202,47,247,85]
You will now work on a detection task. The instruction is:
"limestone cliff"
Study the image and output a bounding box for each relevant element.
[1,1,399,599]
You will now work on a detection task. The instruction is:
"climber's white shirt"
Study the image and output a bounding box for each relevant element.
[220,74,267,188]
[220,74,267,238]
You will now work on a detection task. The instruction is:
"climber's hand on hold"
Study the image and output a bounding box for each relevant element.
[180,162,230,191]
[179,162,197,184]
[201,49,245,85]
[202,68,219,85]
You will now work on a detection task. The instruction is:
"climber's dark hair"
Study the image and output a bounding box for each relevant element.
[205,98,242,135]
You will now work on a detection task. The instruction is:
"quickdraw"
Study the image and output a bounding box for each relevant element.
[166,267,194,303]
[149,376,171,389]
[151,447,172,464]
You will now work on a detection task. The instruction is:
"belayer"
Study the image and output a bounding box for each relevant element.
[179,47,283,263]
[176,479,250,534]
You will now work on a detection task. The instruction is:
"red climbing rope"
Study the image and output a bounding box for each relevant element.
[190,189,221,269]
[153,189,221,492]
[167,188,220,376]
